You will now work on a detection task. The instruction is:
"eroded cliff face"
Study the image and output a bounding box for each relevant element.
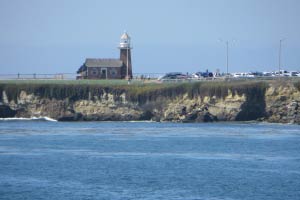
[0,82,299,124]
[265,82,300,124]
[160,91,247,122]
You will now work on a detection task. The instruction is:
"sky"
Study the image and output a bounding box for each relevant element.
[0,0,300,75]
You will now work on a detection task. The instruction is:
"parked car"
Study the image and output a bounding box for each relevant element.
[232,73,243,78]
[251,71,263,77]
[232,72,255,78]
[158,72,188,80]
[289,71,300,77]
[263,72,272,77]
[192,71,214,78]
[274,70,290,76]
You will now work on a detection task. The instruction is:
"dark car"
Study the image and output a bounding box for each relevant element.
[194,71,214,78]
[158,72,188,80]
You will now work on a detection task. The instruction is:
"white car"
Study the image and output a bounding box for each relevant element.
[232,72,254,78]
[263,72,272,77]
[289,71,300,77]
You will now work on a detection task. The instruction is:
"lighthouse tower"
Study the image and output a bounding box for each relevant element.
[119,31,132,79]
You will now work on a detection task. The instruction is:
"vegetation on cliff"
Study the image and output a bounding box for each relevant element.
[0,80,268,105]
[294,81,300,91]
[1,80,300,124]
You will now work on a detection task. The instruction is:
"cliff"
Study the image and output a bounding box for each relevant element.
[0,80,299,124]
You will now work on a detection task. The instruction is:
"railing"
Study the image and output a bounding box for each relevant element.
[158,76,300,83]
[0,73,165,80]
[0,73,299,82]
[0,73,77,80]
[133,73,165,79]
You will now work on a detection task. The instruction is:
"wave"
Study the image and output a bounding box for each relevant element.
[0,116,57,122]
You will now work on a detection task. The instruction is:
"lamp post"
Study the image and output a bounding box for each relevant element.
[278,39,285,77]
[220,39,233,77]
[226,40,229,76]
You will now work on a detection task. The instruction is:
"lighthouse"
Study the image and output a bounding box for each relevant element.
[77,31,133,80]
[119,31,132,79]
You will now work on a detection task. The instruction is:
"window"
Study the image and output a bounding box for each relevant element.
[110,69,117,76]
[91,69,98,75]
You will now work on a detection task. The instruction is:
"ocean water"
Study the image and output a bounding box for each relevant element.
[0,120,300,200]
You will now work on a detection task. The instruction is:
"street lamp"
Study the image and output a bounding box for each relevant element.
[226,41,229,76]
[278,38,286,77]
[219,39,234,77]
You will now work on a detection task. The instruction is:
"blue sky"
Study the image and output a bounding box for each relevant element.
[0,0,300,74]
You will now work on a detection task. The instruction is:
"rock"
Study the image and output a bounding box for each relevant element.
[140,110,154,120]
[197,112,218,122]
[58,113,83,121]
[184,110,198,122]
[0,105,16,118]
[279,96,287,101]
[182,109,217,123]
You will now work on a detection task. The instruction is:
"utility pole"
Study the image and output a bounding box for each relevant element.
[226,41,229,76]
[220,39,233,77]
[278,39,285,77]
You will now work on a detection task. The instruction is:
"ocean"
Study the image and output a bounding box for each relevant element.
[0,120,300,200]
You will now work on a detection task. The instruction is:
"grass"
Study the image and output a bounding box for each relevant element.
[0,79,173,103]
[294,81,300,91]
[0,79,269,105]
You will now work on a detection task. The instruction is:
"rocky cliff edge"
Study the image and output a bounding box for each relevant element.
[0,81,299,124]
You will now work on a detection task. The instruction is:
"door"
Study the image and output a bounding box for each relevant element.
[101,68,107,79]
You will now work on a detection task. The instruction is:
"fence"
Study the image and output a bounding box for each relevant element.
[0,73,299,82]
[0,73,77,80]
[0,73,165,80]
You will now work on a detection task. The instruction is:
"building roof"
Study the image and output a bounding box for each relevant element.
[77,58,124,73]
[85,58,123,68]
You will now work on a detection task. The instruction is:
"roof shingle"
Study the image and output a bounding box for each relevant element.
[85,58,123,68]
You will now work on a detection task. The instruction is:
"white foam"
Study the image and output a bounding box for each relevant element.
[0,116,57,122]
